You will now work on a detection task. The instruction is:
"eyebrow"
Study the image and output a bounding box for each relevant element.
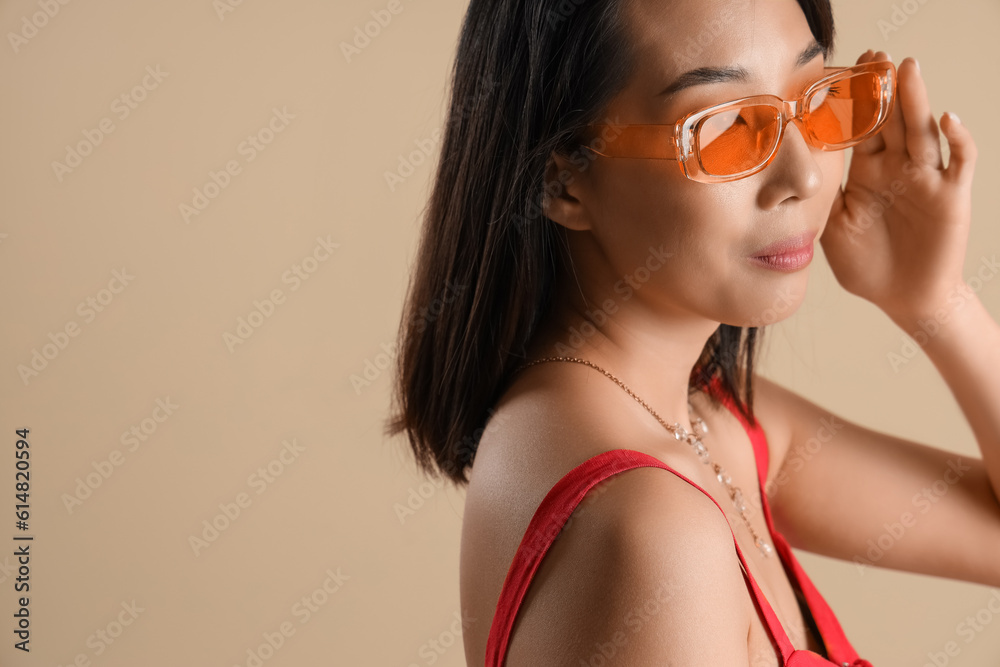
[656,40,826,98]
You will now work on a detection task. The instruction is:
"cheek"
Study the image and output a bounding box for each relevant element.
[589,161,741,260]
[581,149,842,323]
[587,163,751,304]
[819,151,846,205]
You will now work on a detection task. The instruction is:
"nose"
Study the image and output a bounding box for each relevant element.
[755,116,824,208]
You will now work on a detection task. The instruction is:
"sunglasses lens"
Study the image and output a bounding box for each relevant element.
[697,105,780,176]
[807,71,882,145]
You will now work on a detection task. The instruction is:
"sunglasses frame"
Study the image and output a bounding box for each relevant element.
[581,60,897,183]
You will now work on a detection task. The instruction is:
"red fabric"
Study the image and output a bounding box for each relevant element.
[483,375,870,667]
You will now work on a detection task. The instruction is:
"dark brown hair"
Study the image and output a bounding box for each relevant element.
[387,0,836,486]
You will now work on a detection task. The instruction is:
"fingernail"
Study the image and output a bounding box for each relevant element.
[885,53,893,62]
[913,58,921,73]
[947,112,961,125]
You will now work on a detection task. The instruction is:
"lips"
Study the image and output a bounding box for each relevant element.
[750,230,818,258]
[747,229,818,273]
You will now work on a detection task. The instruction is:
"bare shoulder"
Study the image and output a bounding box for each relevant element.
[562,466,754,664]
[461,365,754,665]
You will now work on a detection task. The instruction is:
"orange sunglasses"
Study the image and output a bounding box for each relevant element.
[581,60,896,183]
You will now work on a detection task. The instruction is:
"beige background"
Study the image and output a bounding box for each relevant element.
[0,0,998,665]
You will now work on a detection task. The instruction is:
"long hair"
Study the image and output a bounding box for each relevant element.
[387,0,836,486]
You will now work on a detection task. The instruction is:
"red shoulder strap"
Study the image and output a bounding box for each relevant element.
[484,447,799,666]
[703,375,866,665]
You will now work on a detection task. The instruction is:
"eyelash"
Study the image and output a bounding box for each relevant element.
[671,81,846,124]
[819,83,843,97]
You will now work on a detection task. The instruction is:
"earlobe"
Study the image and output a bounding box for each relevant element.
[541,150,592,231]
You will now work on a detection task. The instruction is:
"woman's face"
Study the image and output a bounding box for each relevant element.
[556,0,845,328]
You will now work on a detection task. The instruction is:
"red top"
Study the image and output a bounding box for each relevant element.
[484,375,873,667]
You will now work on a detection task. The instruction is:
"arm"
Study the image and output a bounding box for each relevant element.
[756,374,1000,585]
[890,292,1000,506]
[783,49,1000,582]
[542,468,754,666]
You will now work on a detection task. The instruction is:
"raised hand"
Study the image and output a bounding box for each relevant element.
[820,49,978,325]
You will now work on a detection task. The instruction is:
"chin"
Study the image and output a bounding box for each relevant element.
[726,283,807,329]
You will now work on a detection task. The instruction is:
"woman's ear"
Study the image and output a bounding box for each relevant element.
[541,150,593,231]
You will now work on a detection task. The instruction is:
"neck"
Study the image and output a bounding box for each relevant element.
[524,263,722,433]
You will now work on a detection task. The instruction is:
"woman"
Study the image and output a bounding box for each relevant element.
[389,0,1000,664]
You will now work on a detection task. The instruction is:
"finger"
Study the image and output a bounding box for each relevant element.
[871,50,907,155]
[898,57,942,169]
[851,49,884,156]
[940,112,978,185]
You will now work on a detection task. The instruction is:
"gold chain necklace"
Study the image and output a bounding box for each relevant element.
[514,355,773,558]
